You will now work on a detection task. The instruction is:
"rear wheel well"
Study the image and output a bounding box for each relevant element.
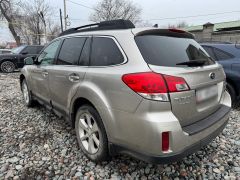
[71,98,96,128]
[20,74,25,90]
[226,78,238,96]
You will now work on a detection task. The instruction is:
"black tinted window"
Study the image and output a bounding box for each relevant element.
[90,37,124,66]
[203,46,216,60]
[135,35,214,67]
[36,46,44,53]
[79,38,91,66]
[213,48,233,60]
[23,46,38,54]
[57,37,86,65]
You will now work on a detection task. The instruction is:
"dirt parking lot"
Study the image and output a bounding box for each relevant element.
[0,72,239,180]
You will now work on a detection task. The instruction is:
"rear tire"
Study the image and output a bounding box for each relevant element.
[0,61,15,73]
[75,105,109,162]
[21,79,34,107]
[226,83,237,108]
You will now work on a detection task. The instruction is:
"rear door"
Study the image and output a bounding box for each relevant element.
[48,36,90,115]
[135,33,226,127]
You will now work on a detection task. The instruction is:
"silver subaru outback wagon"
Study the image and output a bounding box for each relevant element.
[20,20,231,163]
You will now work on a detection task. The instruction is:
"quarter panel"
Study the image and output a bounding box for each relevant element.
[84,66,144,113]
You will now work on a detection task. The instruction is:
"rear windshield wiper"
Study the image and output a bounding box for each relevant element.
[176,59,207,67]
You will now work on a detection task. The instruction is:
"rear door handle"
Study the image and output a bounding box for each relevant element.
[42,71,48,77]
[33,69,42,73]
[69,73,80,82]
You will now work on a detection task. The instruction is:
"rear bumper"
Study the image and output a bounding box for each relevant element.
[110,115,229,164]
[182,104,230,135]
[108,91,231,163]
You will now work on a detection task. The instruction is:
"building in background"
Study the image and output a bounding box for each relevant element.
[5,42,17,49]
[184,20,240,43]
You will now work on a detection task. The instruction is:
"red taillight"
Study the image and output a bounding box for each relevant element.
[122,72,167,93]
[122,72,169,101]
[163,75,189,92]
[122,72,189,101]
[162,132,170,152]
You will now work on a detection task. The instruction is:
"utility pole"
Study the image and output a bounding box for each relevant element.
[63,0,67,30]
[59,9,63,32]
[37,18,41,45]
[38,11,47,45]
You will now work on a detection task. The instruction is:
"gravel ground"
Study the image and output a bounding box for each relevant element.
[0,72,239,180]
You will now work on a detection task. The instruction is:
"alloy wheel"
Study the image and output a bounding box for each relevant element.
[1,61,15,73]
[78,112,100,154]
[22,82,29,104]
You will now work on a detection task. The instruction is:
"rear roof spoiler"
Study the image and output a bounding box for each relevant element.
[135,29,195,39]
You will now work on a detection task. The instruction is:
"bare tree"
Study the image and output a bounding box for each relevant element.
[47,21,61,42]
[0,0,61,45]
[18,0,61,45]
[0,0,21,45]
[90,0,142,24]
[168,21,188,29]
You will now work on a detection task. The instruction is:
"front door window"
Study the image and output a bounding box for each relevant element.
[38,40,61,65]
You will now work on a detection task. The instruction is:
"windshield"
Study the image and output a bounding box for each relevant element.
[135,35,215,67]
[11,46,26,54]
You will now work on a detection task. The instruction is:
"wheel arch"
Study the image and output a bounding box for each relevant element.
[71,97,95,128]
[226,77,238,96]
[20,74,25,91]
[70,94,113,143]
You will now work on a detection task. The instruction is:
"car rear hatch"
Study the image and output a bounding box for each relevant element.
[133,28,226,127]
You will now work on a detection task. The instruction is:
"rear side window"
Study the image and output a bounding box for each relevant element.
[135,35,214,67]
[203,46,216,60]
[23,46,38,54]
[213,48,233,60]
[57,37,86,65]
[90,37,124,66]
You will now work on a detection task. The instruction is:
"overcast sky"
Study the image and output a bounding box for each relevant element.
[1,0,240,42]
[54,0,240,27]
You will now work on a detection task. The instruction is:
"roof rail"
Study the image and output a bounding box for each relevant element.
[199,41,233,44]
[59,19,135,37]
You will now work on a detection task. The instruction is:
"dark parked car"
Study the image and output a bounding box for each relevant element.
[201,43,240,107]
[0,49,11,54]
[0,45,43,73]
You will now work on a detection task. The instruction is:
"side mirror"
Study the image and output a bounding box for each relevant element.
[24,57,34,65]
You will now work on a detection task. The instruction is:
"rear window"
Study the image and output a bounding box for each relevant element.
[135,35,214,67]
